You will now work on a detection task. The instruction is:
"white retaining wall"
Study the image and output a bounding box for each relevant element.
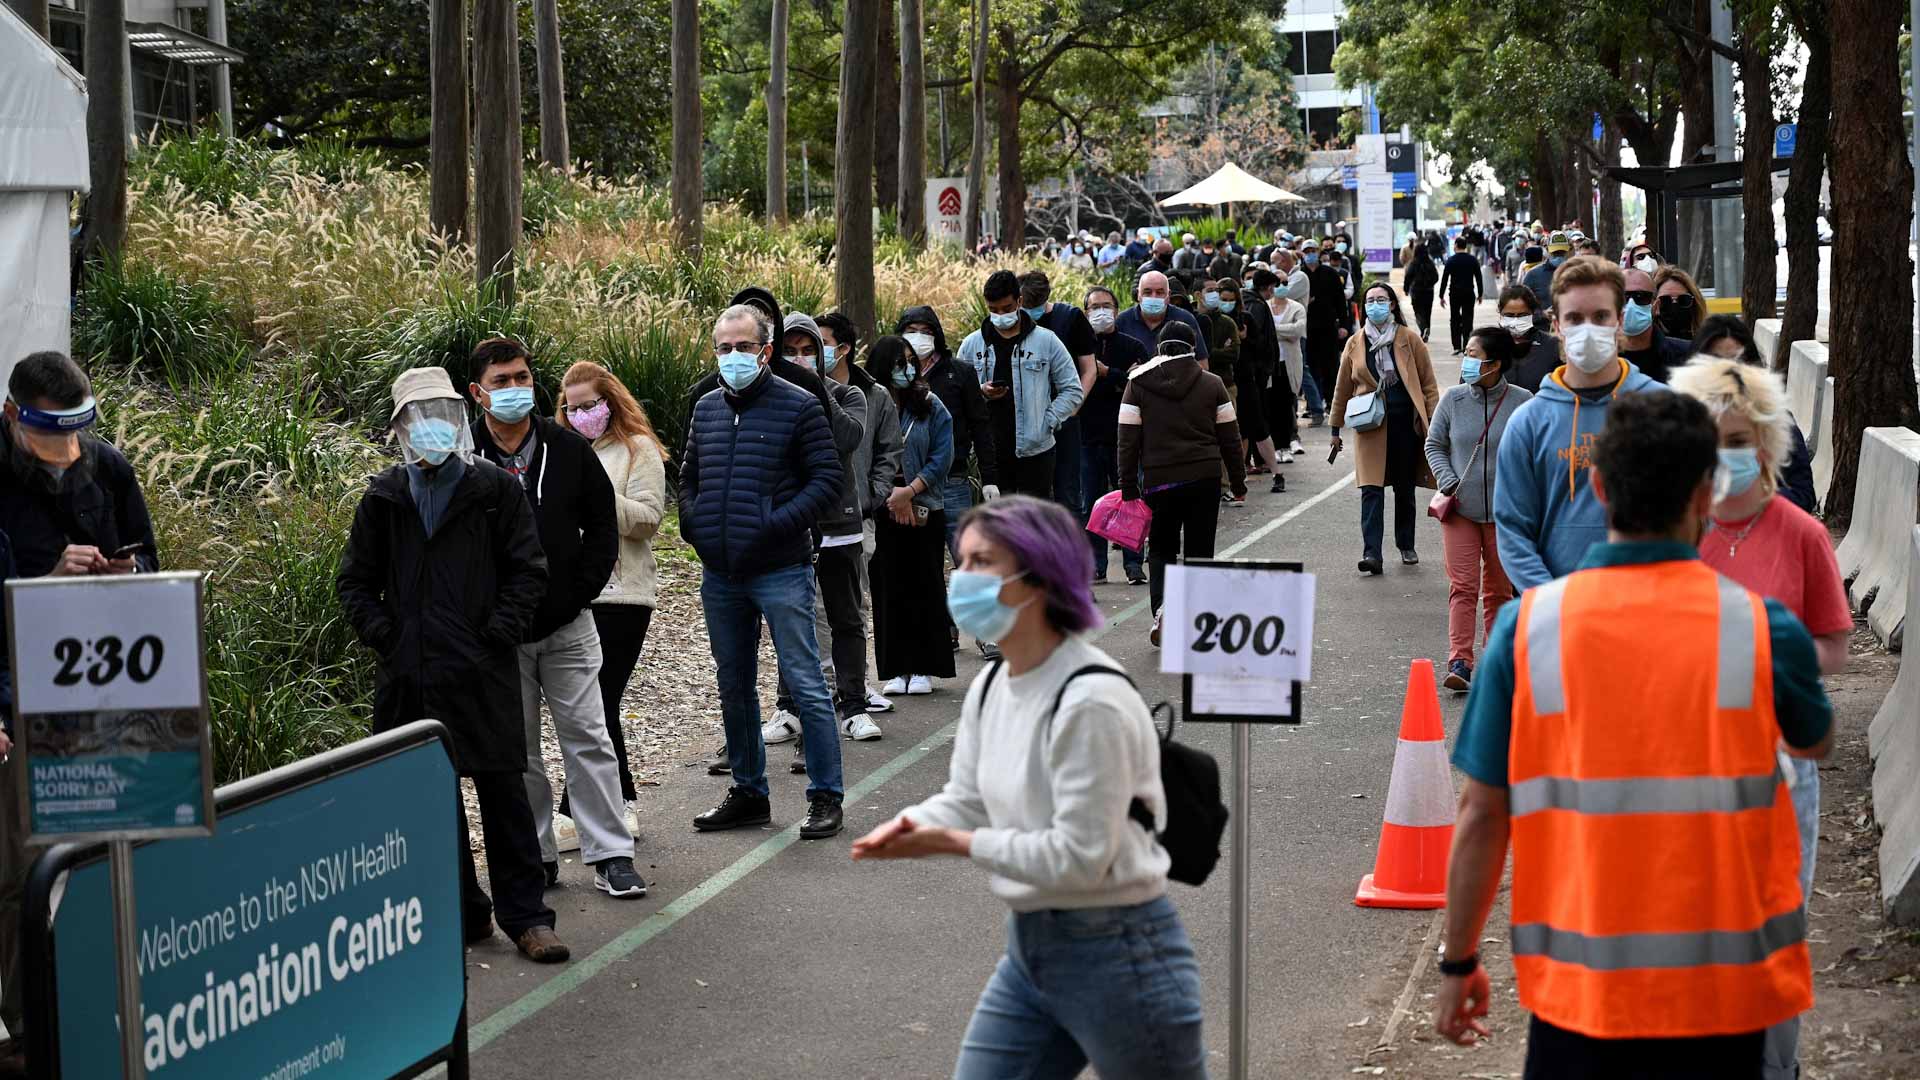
[1834,427,1920,649]
[1756,318,1783,370]
[1788,339,1835,509]
[1870,528,1920,924]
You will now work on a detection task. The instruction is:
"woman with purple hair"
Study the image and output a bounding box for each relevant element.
[854,496,1205,1079]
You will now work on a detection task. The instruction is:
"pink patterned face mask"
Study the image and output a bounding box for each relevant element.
[570,400,611,440]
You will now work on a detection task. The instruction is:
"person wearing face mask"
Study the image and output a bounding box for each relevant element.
[1424,328,1532,693]
[1437,391,1831,1075]
[863,336,957,702]
[956,271,1085,502]
[1079,285,1150,585]
[681,287,862,471]
[1520,232,1567,311]
[1671,358,1850,1080]
[855,495,1205,1080]
[1098,232,1127,269]
[1065,242,1095,271]
[1259,266,1307,460]
[1498,285,1563,393]
[1171,231,1203,277]
[338,365,567,962]
[683,305,848,842]
[1653,264,1707,342]
[1018,270,1098,520]
[1492,256,1667,594]
[1115,269,1211,366]
[1690,316,1816,513]
[467,340,644,899]
[1217,278,1285,496]
[1118,322,1246,644]
[1402,241,1440,343]
[896,306,998,566]
[1303,241,1353,427]
[1439,236,1484,355]
[1615,266,1690,384]
[1328,283,1442,574]
[556,361,671,826]
[1332,233,1364,297]
[1625,242,1660,275]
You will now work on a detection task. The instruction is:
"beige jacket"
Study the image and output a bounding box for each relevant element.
[592,434,666,608]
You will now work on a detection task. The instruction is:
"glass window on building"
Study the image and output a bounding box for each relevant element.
[1304,107,1344,147]
[1280,31,1307,76]
[1304,30,1338,75]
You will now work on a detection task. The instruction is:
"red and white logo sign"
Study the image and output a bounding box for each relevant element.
[937,186,963,216]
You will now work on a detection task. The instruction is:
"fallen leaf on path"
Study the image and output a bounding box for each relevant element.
[695,979,709,987]
[1346,1015,1372,1027]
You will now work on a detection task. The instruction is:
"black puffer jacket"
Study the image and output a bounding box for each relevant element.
[898,305,997,486]
[471,414,618,641]
[337,458,547,775]
[0,425,159,578]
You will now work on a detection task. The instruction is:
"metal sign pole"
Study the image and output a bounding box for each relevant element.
[108,839,147,1080]
[1229,722,1251,1080]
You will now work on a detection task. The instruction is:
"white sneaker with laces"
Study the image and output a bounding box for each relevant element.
[842,713,883,740]
[1278,450,1295,464]
[907,675,934,695]
[553,812,582,853]
[864,685,894,713]
[624,800,642,836]
[760,708,802,745]
[882,676,910,696]
[1289,440,1304,456]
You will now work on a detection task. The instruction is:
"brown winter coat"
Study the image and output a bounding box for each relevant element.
[1328,325,1442,488]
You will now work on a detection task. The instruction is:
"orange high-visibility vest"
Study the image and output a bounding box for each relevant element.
[1509,558,1811,1039]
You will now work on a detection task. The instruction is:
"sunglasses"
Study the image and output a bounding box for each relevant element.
[1625,290,1655,306]
[1662,294,1696,310]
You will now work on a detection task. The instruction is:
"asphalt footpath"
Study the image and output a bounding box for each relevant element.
[463,312,1499,1078]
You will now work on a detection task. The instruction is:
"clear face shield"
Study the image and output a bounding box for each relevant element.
[393,398,473,467]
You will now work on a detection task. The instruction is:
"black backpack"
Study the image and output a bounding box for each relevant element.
[978,661,1230,887]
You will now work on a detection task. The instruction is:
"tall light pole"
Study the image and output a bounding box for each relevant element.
[1709,0,1742,299]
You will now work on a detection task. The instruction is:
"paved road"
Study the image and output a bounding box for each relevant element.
[463,310,1499,1078]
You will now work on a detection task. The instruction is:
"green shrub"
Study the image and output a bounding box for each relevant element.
[358,279,579,424]
[74,259,252,387]
[133,130,283,209]
[595,320,712,448]
[287,138,387,187]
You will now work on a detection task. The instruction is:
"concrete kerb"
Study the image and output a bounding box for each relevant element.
[1786,340,1833,505]
[1756,318,1783,369]
[1870,527,1920,924]
[1833,426,1920,649]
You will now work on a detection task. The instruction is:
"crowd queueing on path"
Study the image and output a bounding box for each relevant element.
[0,214,1847,1077]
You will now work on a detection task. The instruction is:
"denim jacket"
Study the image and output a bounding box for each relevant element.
[898,394,954,513]
[955,320,1084,459]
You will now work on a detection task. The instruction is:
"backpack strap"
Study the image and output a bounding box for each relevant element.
[1042,666,1159,836]
[968,658,1006,716]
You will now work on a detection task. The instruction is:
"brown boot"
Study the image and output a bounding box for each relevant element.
[515,926,570,964]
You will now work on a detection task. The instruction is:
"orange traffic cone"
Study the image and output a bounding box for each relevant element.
[1355,659,1454,909]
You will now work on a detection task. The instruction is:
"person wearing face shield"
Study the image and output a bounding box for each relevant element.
[336,366,567,963]
[1492,256,1668,594]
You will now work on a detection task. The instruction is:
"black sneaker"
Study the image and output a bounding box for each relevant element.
[593,856,649,898]
[1358,557,1383,576]
[693,787,772,831]
[799,795,844,840]
[705,744,730,776]
[1126,569,1148,586]
[1401,549,1420,566]
[542,860,560,889]
[1270,474,1286,493]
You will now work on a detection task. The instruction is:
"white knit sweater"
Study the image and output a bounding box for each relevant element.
[590,435,666,608]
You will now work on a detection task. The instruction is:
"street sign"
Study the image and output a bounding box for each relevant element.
[8,573,213,843]
[924,177,966,248]
[1385,141,1415,174]
[1157,562,1316,682]
[1774,123,1797,159]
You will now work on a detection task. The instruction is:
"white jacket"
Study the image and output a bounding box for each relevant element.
[1270,296,1307,395]
[591,434,667,608]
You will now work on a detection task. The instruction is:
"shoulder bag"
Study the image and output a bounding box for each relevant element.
[1428,384,1509,521]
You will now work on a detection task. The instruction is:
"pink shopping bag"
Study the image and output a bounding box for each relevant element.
[1087,489,1152,553]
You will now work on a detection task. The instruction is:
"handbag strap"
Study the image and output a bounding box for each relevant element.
[1454,384,1509,477]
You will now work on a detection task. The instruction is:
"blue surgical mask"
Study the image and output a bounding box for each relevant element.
[890,367,912,389]
[946,569,1029,643]
[484,386,535,423]
[1303,253,1319,266]
[1621,299,1654,336]
[821,344,838,366]
[989,311,1021,331]
[1023,305,1047,321]
[1365,300,1392,325]
[1335,241,1349,254]
[408,417,459,467]
[1203,291,1221,309]
[1140,297,1168,316]
[1717,447,1763,499]
[719,351,762,391]
[1220,300,1237,313]
[1459,357,1483,383]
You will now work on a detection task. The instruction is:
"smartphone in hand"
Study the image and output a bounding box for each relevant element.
[1327,444,1340,464]
[113,541,152,559]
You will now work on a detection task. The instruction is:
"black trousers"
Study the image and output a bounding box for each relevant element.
[874,510,959,679]
[1051,415,1083,515]
[1266,371,1299,446]
[1147,479,1221,614]
[1360,408,1421,560]
[1449,296,1476,352]
[775,542,869,719]
[461,771,556,940]
[1304,334,1342,419]
[1002,447,1056,499]
[1523,1016,1764,1080]
[1409,290,1434,341]
[590,603,652,801]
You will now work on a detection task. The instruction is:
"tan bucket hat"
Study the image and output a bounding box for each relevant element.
[389,366,463,421]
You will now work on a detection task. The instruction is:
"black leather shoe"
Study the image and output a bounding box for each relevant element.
[1357,557,1383,576]
[799,795,844,840]
[693,787,772,831]
[1401,549,1420,565]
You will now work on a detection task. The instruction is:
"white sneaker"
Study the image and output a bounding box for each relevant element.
[865,685,894,713]
[624,800,642,836]
[760,708,802,744]
[1289,440,1304,456]
[842,713,883,740]
[553,812,582,853]
[1278,450,1295,464]
[907,675,934,695]
[882,676,910,695]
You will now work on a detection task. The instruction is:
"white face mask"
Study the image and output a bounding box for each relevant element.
[904,332,935,359]
[1500,314,1535,339]
[1634,255,1658,274]
[1087,308,1116,333]
[1561,322,1619,374]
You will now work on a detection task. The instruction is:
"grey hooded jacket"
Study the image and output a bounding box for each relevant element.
[783,312,867,538]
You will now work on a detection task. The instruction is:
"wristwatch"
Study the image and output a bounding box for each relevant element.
[1437,952,1479,977]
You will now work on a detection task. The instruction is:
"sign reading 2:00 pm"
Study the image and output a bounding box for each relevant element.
[6,573,214,843]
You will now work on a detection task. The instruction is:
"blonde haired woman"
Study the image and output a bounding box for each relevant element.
[1671,356,1849,1079]
[557,361,669,821]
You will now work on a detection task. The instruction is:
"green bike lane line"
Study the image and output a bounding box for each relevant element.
[468,470,1356,1053]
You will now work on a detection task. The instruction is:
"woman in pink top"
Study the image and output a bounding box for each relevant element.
[1672,356,1848,1080]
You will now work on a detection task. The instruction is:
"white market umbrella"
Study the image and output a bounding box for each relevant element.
[1159,162,1306,207]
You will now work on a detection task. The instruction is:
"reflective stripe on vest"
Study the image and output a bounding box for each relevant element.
[1507,561,1811,1039]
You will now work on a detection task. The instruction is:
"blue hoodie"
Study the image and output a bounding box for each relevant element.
[1493,359,1667,591]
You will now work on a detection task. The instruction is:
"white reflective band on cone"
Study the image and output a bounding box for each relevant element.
[1383,738,1455,828]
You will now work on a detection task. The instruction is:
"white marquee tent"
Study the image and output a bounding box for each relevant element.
[1159,162,1305,207]
[0,5,89,390]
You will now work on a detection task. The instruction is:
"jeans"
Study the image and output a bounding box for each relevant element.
[1081,441,1143,579]
[1147,480,1220,614]
[954,896,1207,1080]
[589,604,652,802]
[943,476,976,562]
[1052,415,1083,517]
[462,771,557,940]
[775,543,869,720]
[1299,364,1325,420]
[519,610,634,864]
[701,563,845,800]
[1441,517,1511,664]
[1360,484,1417,561]
[1763,757,1822,1079]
